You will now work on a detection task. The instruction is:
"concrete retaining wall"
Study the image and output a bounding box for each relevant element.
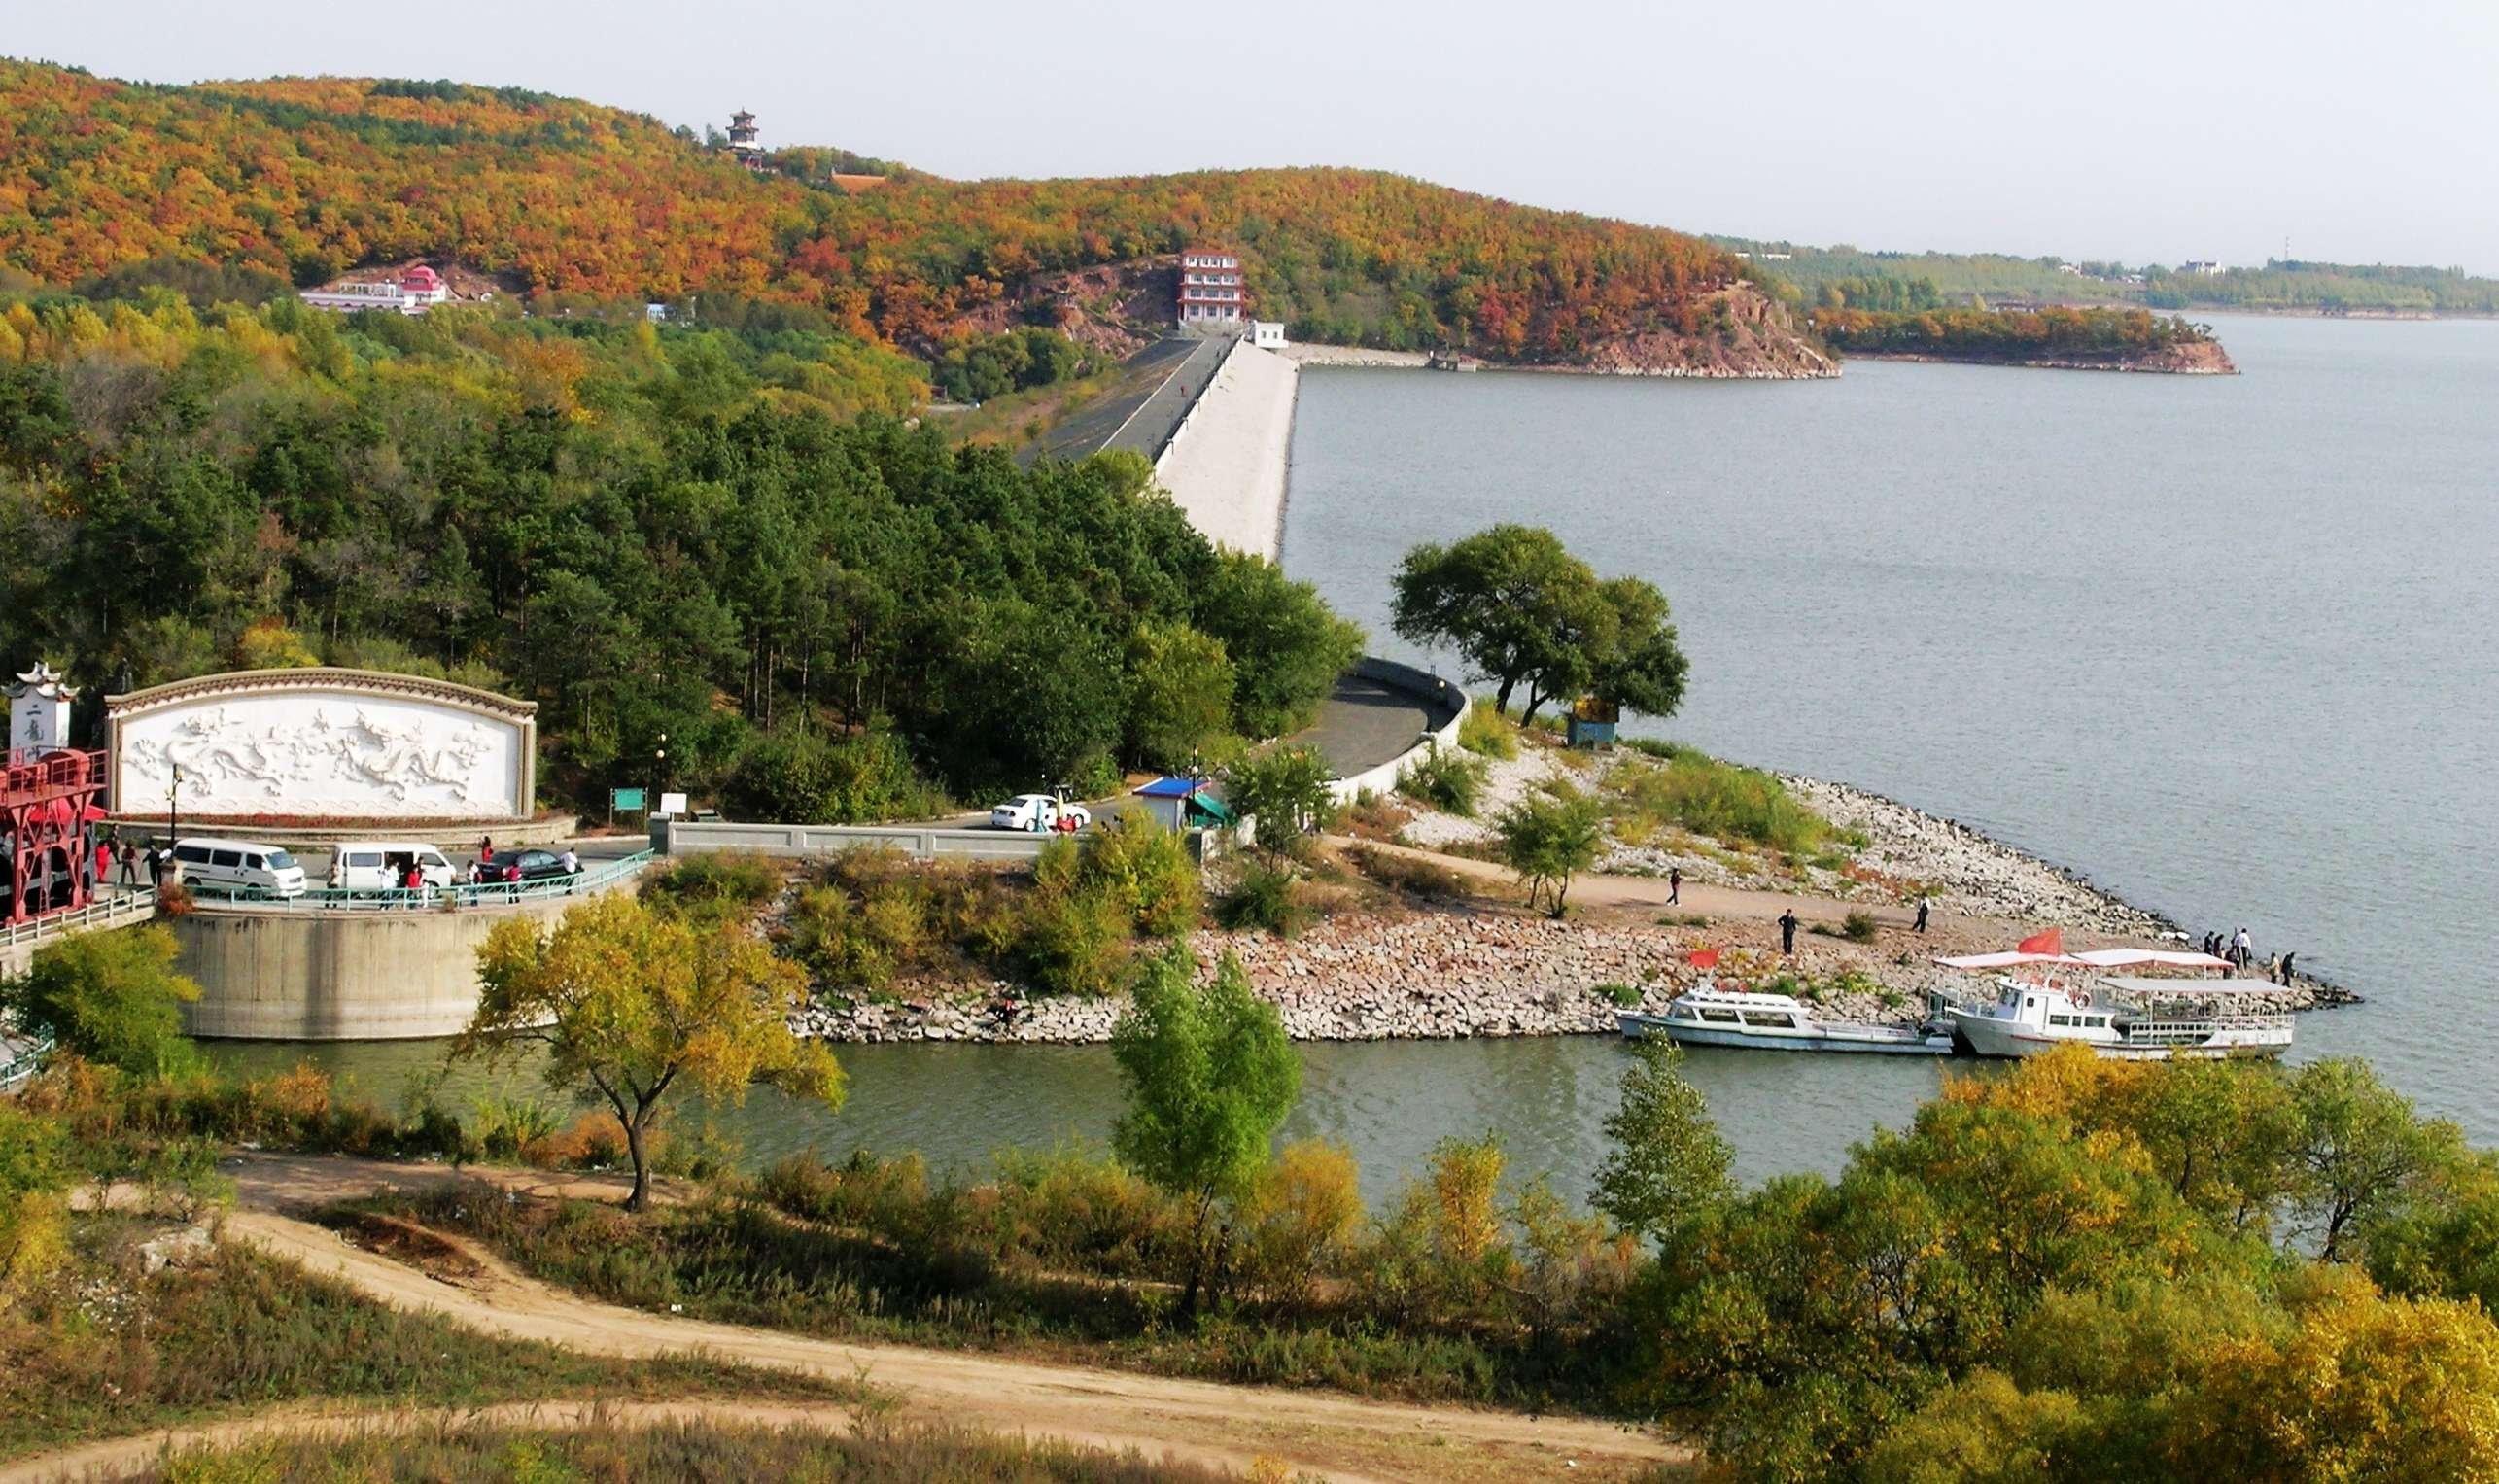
[172,877,629,1041]
[1328,658,1470,806]
[653,819,1056,863]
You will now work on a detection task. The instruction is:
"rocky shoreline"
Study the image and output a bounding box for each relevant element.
[790,762,2350,1046]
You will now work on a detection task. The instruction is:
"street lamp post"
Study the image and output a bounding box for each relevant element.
[654,733,668,816]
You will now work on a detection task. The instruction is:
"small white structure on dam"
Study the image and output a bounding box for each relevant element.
[106,668,538,824]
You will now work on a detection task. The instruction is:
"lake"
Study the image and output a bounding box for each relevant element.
[214,313,2499,1201]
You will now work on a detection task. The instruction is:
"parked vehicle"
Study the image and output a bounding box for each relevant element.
[327,842,456,891]
[478,848,579,884]
[171,838,309,898]
[989,794,1092,833]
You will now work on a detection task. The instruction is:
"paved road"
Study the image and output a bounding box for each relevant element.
[1290,673,1439,778]
[1025,336,1199,465]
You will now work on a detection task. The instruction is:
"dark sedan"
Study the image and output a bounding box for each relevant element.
[480,848,577,884]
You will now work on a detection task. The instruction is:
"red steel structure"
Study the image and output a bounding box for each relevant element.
[1,746,104,924]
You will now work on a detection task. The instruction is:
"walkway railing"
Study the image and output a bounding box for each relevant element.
[186,850,656,912]
[0,1030,54,1091]
[1,887,159,949]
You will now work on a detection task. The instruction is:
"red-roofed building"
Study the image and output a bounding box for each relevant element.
[400,266,448,306]
[1177,249,1246,327]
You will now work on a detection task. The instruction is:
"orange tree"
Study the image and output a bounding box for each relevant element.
[457,893,842,1210]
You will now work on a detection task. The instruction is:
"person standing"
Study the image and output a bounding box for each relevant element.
[1779,908,1799,955]
[2234,927,2253,971]
[117,839,139,888]
[2278,951,2297,986]
[94,838,112,892]
[1914,898,1930,934]
[1667,867,1682,906]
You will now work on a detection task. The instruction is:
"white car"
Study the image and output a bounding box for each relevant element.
[326,842,458,891]
[989,794,1092,833]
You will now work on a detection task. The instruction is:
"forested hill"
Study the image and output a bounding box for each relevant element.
[0,59,1825,374]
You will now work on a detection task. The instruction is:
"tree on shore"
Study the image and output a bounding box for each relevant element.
[4,924,201,1079]
[1222,742,1338,859]
[1594,1037,1733,1245]
[1493,787,1606,915]
[458,894,845,1211]
[1110,942,1300,1315]
[1390,525,1688,724]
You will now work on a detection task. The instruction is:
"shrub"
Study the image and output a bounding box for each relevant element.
[641,851,783,927]
[1018,880,1132,997]
[1239,1140,1366,1308]
[1223,744,1339,858]
[5,925,202,1079]
[1842,910,1880,944]
[1396,743,1488,816]
[1493,786,1606,914]
[1344,844,1470,901]
[1081,814,1202,937]
[1458,699,1519,760]
[1217,862,1311,937]
[1598,982,1645,1008]
[1611,749,1829,857]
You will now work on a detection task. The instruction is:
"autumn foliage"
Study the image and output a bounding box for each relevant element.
[0,60,1766,362]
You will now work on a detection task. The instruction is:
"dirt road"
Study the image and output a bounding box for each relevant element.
[15,1154,1680,1483]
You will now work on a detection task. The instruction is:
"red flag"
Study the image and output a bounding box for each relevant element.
[1687,948,1720,969]
[2016,928,2064,956]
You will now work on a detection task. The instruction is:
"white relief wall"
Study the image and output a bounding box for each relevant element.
[116,690,526,820]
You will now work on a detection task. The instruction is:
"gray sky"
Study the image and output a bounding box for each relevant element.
[17,0,2499,273]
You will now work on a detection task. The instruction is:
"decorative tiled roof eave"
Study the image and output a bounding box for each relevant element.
[104,668,538,724]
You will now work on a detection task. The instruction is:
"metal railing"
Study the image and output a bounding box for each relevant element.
[1,1030,54,1091]
[1,887,159,949]
[185,850,656,912]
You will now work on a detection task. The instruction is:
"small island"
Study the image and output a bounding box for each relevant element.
[1813,303,2237,373]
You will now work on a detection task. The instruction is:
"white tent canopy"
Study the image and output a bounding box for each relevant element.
[1934,948,2233,972]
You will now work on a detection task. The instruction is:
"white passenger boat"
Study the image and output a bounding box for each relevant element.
[1934,939,2294,1061]
[1620,987,1955,1055]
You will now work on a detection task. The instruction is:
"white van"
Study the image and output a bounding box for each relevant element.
[326,842,456,891]
[171,838,309,899]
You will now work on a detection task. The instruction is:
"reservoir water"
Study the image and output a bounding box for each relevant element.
[212,314,2499,1203]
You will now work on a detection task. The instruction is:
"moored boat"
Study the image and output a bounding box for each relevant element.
[1933,937,2294,1060]
[1621,987,1955,1055]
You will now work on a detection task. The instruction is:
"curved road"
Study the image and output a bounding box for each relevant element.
[0,1155,1686,1484]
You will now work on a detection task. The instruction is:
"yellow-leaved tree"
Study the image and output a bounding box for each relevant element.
[457,893,843,1210]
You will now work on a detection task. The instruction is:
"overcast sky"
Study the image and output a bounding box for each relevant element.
[17,0,2499,273]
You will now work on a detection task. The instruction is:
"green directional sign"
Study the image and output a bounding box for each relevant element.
[610,787,647,811]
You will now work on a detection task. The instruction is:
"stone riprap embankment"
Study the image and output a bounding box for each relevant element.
[1773,775,2171,936]
[788,908,2338,1046]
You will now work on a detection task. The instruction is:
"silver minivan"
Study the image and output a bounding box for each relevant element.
[171,837,310,899]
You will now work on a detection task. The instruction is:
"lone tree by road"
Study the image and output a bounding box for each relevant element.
[1111,941,1301,1316]
[458,893,845,1211]
[1390,524,1688,724]
[1222,742,1338,860]
[1494,786,1607,915]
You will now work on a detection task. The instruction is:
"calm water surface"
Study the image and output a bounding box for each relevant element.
[213,314,2499,1199]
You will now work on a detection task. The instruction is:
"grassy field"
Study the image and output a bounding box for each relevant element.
[135,1416,1242,1483]
[0,1214,861,1463]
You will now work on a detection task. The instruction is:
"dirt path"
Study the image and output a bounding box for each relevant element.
[1344,836,1989,930]
[0,1398,873,1484]
[80,1154,1678,1484]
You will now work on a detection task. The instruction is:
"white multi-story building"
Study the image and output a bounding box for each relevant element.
[1177,249,1247,326]
[298,265,451,315]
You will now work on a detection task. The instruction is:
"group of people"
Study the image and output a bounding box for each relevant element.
[2205,927,2297,985]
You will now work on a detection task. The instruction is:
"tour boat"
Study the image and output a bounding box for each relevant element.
[1933,937,2294,1061]
[1620,986,1955,1055]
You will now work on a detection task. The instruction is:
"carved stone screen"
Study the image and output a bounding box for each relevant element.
[107,670,537,822]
